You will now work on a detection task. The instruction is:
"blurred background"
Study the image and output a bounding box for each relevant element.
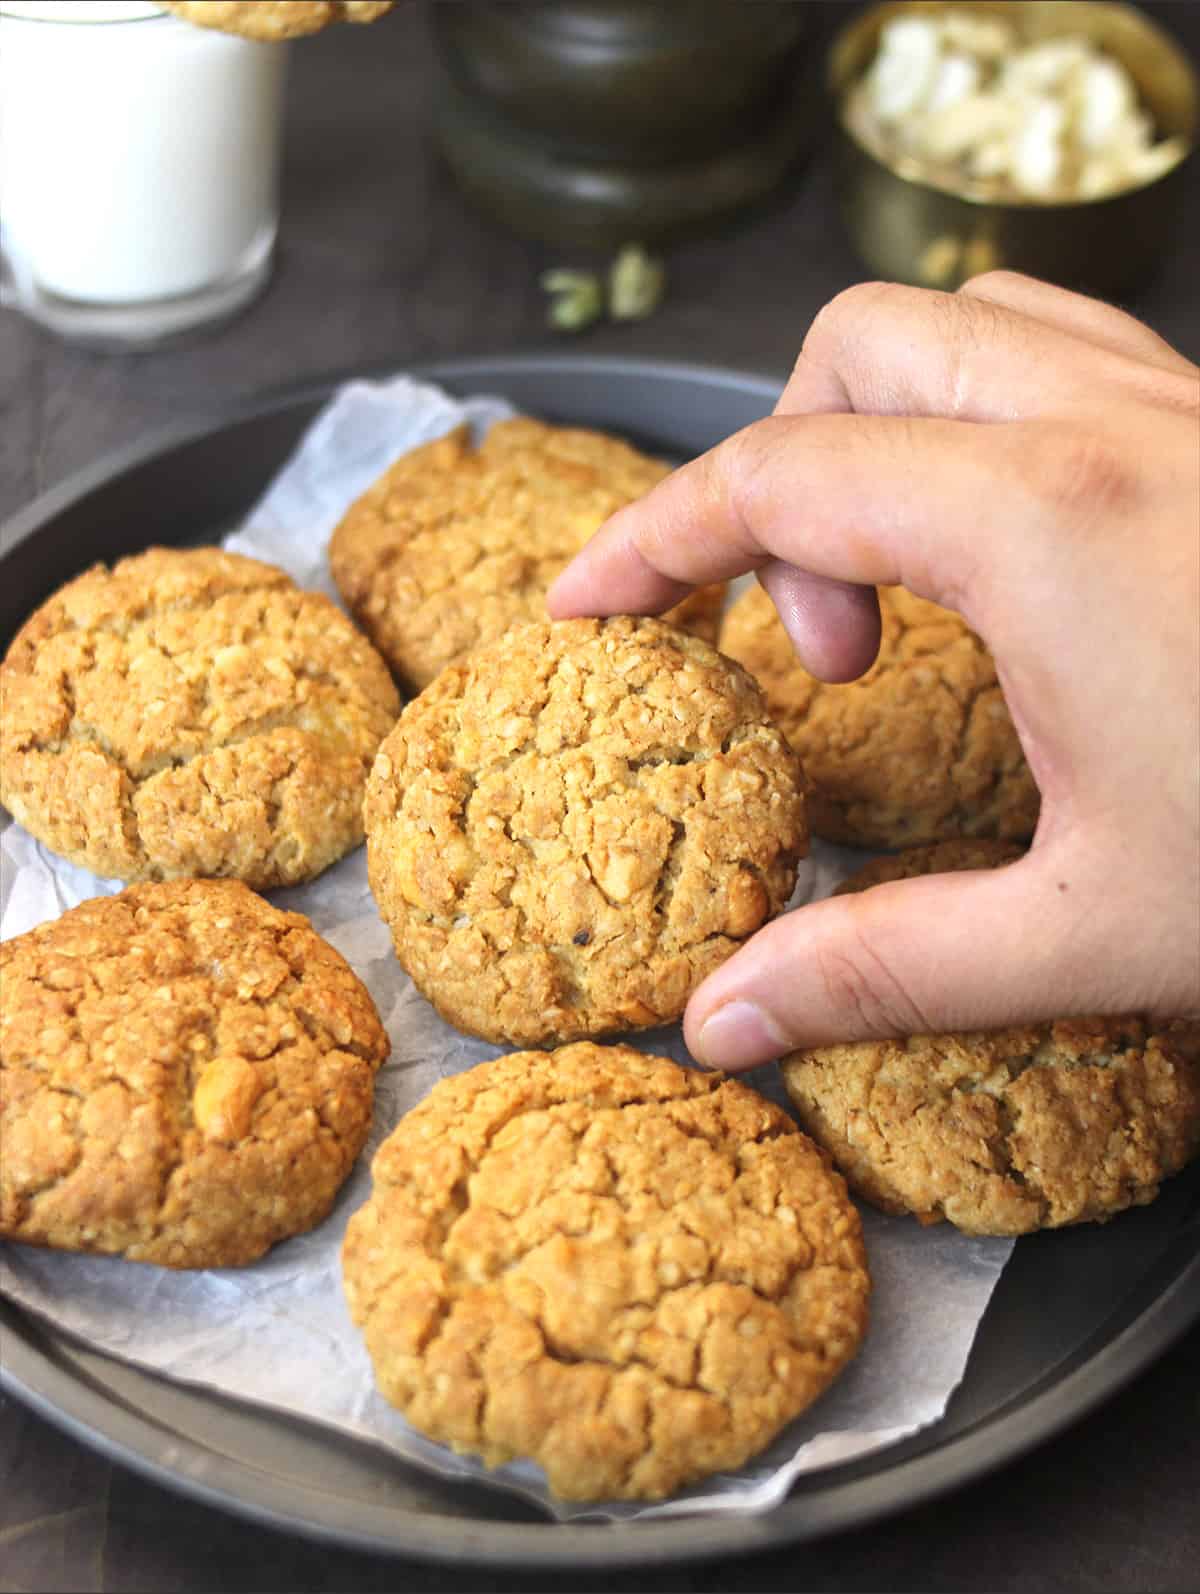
[2,0,1196,525]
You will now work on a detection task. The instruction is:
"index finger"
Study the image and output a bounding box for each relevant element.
[547,409,1026,627]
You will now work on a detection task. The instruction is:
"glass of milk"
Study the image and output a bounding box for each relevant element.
[0,1,288,347]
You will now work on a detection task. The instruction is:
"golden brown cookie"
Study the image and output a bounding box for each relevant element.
[363,615,807,1047]
[342,1044,870,1501]
[780,846,1200,1235]
[718,584,1038,849]
[832,839,1026,895]
[0,547,400,888]
[1,880,389,1268]
[160,2,395,41]
[328,418,726,695]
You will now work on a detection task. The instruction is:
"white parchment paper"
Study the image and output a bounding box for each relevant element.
[0,376,1014,1521]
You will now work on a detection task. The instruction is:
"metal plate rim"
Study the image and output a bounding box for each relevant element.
[0,350,788,560]
[2,351,1198,1568]
[4,1254,1198,1569]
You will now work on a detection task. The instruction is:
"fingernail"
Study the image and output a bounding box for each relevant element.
[694,1000,789,1070]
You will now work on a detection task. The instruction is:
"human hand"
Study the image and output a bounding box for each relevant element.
[547,272,1200,1068]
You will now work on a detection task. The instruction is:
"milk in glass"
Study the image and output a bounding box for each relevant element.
[0,1,288,343]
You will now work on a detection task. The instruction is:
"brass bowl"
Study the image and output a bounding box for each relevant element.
[829,1,1198,295]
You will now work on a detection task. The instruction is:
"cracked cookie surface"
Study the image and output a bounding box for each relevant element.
[0,546,400,887]
[718,584,1038,849]
[363,616,807,1047]
[160,2,395,40]
[1,879,389,1268]
[832,839,1026,894]
[780,848,1200,1235]
[329,418,725,695]
[341,1044,870,1501]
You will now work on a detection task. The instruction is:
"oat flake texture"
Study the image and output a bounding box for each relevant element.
[363,615,808,1047]
[341,1044,871,1501]
[782,845,1200,1234]
[328,418,725,695]
[0,879,389,1268]
[0,547,400,888]
[719,583,1038,849]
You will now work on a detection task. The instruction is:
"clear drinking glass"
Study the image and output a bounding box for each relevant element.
[0,1,289,348]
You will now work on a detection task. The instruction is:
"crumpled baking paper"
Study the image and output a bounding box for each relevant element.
[0,375,1014,1522]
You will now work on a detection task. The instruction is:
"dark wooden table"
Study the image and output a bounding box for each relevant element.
[2,5,1199,1591]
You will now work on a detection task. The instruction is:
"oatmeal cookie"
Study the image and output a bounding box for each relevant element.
[363,616,807,1047]
[832,839,1026,894]
[329,418,726,694]
[342,1044,870,1501]
[0,547,400,888]
[1,879,389,1268]
[160,2,395,41]
[780,847,1200,1235]
[718,583,1038,849]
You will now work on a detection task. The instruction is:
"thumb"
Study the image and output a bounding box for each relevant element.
[684,853,1131,1066]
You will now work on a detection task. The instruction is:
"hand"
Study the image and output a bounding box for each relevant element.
[548,272,1200,1068]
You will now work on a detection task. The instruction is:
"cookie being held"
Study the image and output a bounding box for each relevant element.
[780,845,1200,1235]
[329,418,725,695]
[718,584,1038,849]
[364,616,807,1047]
[1,880,389,1268]
[0,547,400,888]
[342,1044,870,1501]
[160,2,395,40]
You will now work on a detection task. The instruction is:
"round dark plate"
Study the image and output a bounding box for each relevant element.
[2,354,1198,1570]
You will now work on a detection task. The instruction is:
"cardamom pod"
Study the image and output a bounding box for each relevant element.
[540,269,604,333]
[608,244,666,321]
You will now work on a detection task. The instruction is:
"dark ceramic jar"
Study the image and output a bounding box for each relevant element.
[430,1,819,246]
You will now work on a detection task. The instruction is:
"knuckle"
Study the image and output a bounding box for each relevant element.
[805,280,1018,418]
[812,902,933,1041]
[803,280,909,361]
[958,268,1036,301]
[931,291,1014,395]
[716,417,788,535]
[1153,366,1200,417]
[1034,426,1139,524]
